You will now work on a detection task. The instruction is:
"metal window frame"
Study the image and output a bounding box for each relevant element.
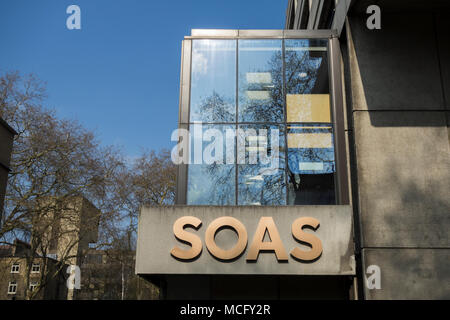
[294,0,310,30]
[175,29,349,206]
[307,0,325,30]
[285,0,296,29]
[328,36,350,205]
[331,0,352,35]
[187,29,338,39]
[286,0,352,37]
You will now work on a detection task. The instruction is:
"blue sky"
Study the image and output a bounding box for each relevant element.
[0,0,286,157]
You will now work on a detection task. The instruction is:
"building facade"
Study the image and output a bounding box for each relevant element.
[136,0,450,300]
[0,117,16,225]
[0,240,67,300]
[77,249,159,300]
[285,0,450,299]
[0,196,101,300]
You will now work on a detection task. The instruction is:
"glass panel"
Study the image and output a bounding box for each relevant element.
[285,39,330,123]
[190,40,236,123]
[284,39,335,205]
[287,124,335,204]
[237,124,286,205]
[238,40,283,122]
[185,37,338,206]
[187,124,236,205]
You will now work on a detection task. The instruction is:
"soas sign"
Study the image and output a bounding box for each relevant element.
[170,216,323,263]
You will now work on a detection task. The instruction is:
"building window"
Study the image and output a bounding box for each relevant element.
[31,263,40,273]
[285,39,335,204]
[182,36,342,206]
[238,39,283,123]
[187,124,236,205]
[237,124,286,205]
[8,282,17,294]
[11,263,20,273]
[190,39,236,123]
[29,282,38,292]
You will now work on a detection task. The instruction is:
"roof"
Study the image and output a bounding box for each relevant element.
[0,245,13,257]
[0,117,18,135]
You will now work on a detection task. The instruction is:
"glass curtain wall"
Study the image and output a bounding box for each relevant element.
[186,38,335,205]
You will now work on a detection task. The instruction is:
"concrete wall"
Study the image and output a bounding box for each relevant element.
[344,6,450,299]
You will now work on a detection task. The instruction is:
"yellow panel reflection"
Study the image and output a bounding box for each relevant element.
[287,132,333,148]
[247,90,270,100]
[286,94,331,123]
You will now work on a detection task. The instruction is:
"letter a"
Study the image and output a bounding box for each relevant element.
[366,5,381,30]
[246,217,288,262]
[66,5,81,30]
[366,265,381,289]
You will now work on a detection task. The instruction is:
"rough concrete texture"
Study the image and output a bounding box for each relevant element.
[447,111,450,142]
[348,13,445,111]
[136,205,355,276]
[353,111,450,248]
[346,8,450,300]
[436,13,450,110]
[362,248,450,299]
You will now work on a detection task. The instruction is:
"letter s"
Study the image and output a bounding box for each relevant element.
[290,217,323,262]
[170,216,203,260]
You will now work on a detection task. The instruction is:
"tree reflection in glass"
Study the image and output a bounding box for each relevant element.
[237,124,286,205]
[187,124,235,205]
[284,39,336,205]
[190,40,236,123]
[285,39,329,95]
[186,38,337,205]
[238,40,283,123]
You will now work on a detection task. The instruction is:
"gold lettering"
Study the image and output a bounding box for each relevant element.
[205,216,248,261]
[246,217,288,262]
[170,216,203,260]
[290,217,322,261]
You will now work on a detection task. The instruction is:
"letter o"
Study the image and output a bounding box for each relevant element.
[205,217,247,260]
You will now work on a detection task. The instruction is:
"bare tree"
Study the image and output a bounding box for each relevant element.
[0,71,176,300]
[0,72,127,299]
[102,149,176,244]
[78,150,175,300]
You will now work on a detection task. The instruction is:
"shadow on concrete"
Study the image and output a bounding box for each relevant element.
[345,10,450,127]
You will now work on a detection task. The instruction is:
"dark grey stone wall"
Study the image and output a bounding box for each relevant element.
[344,7,450,299]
